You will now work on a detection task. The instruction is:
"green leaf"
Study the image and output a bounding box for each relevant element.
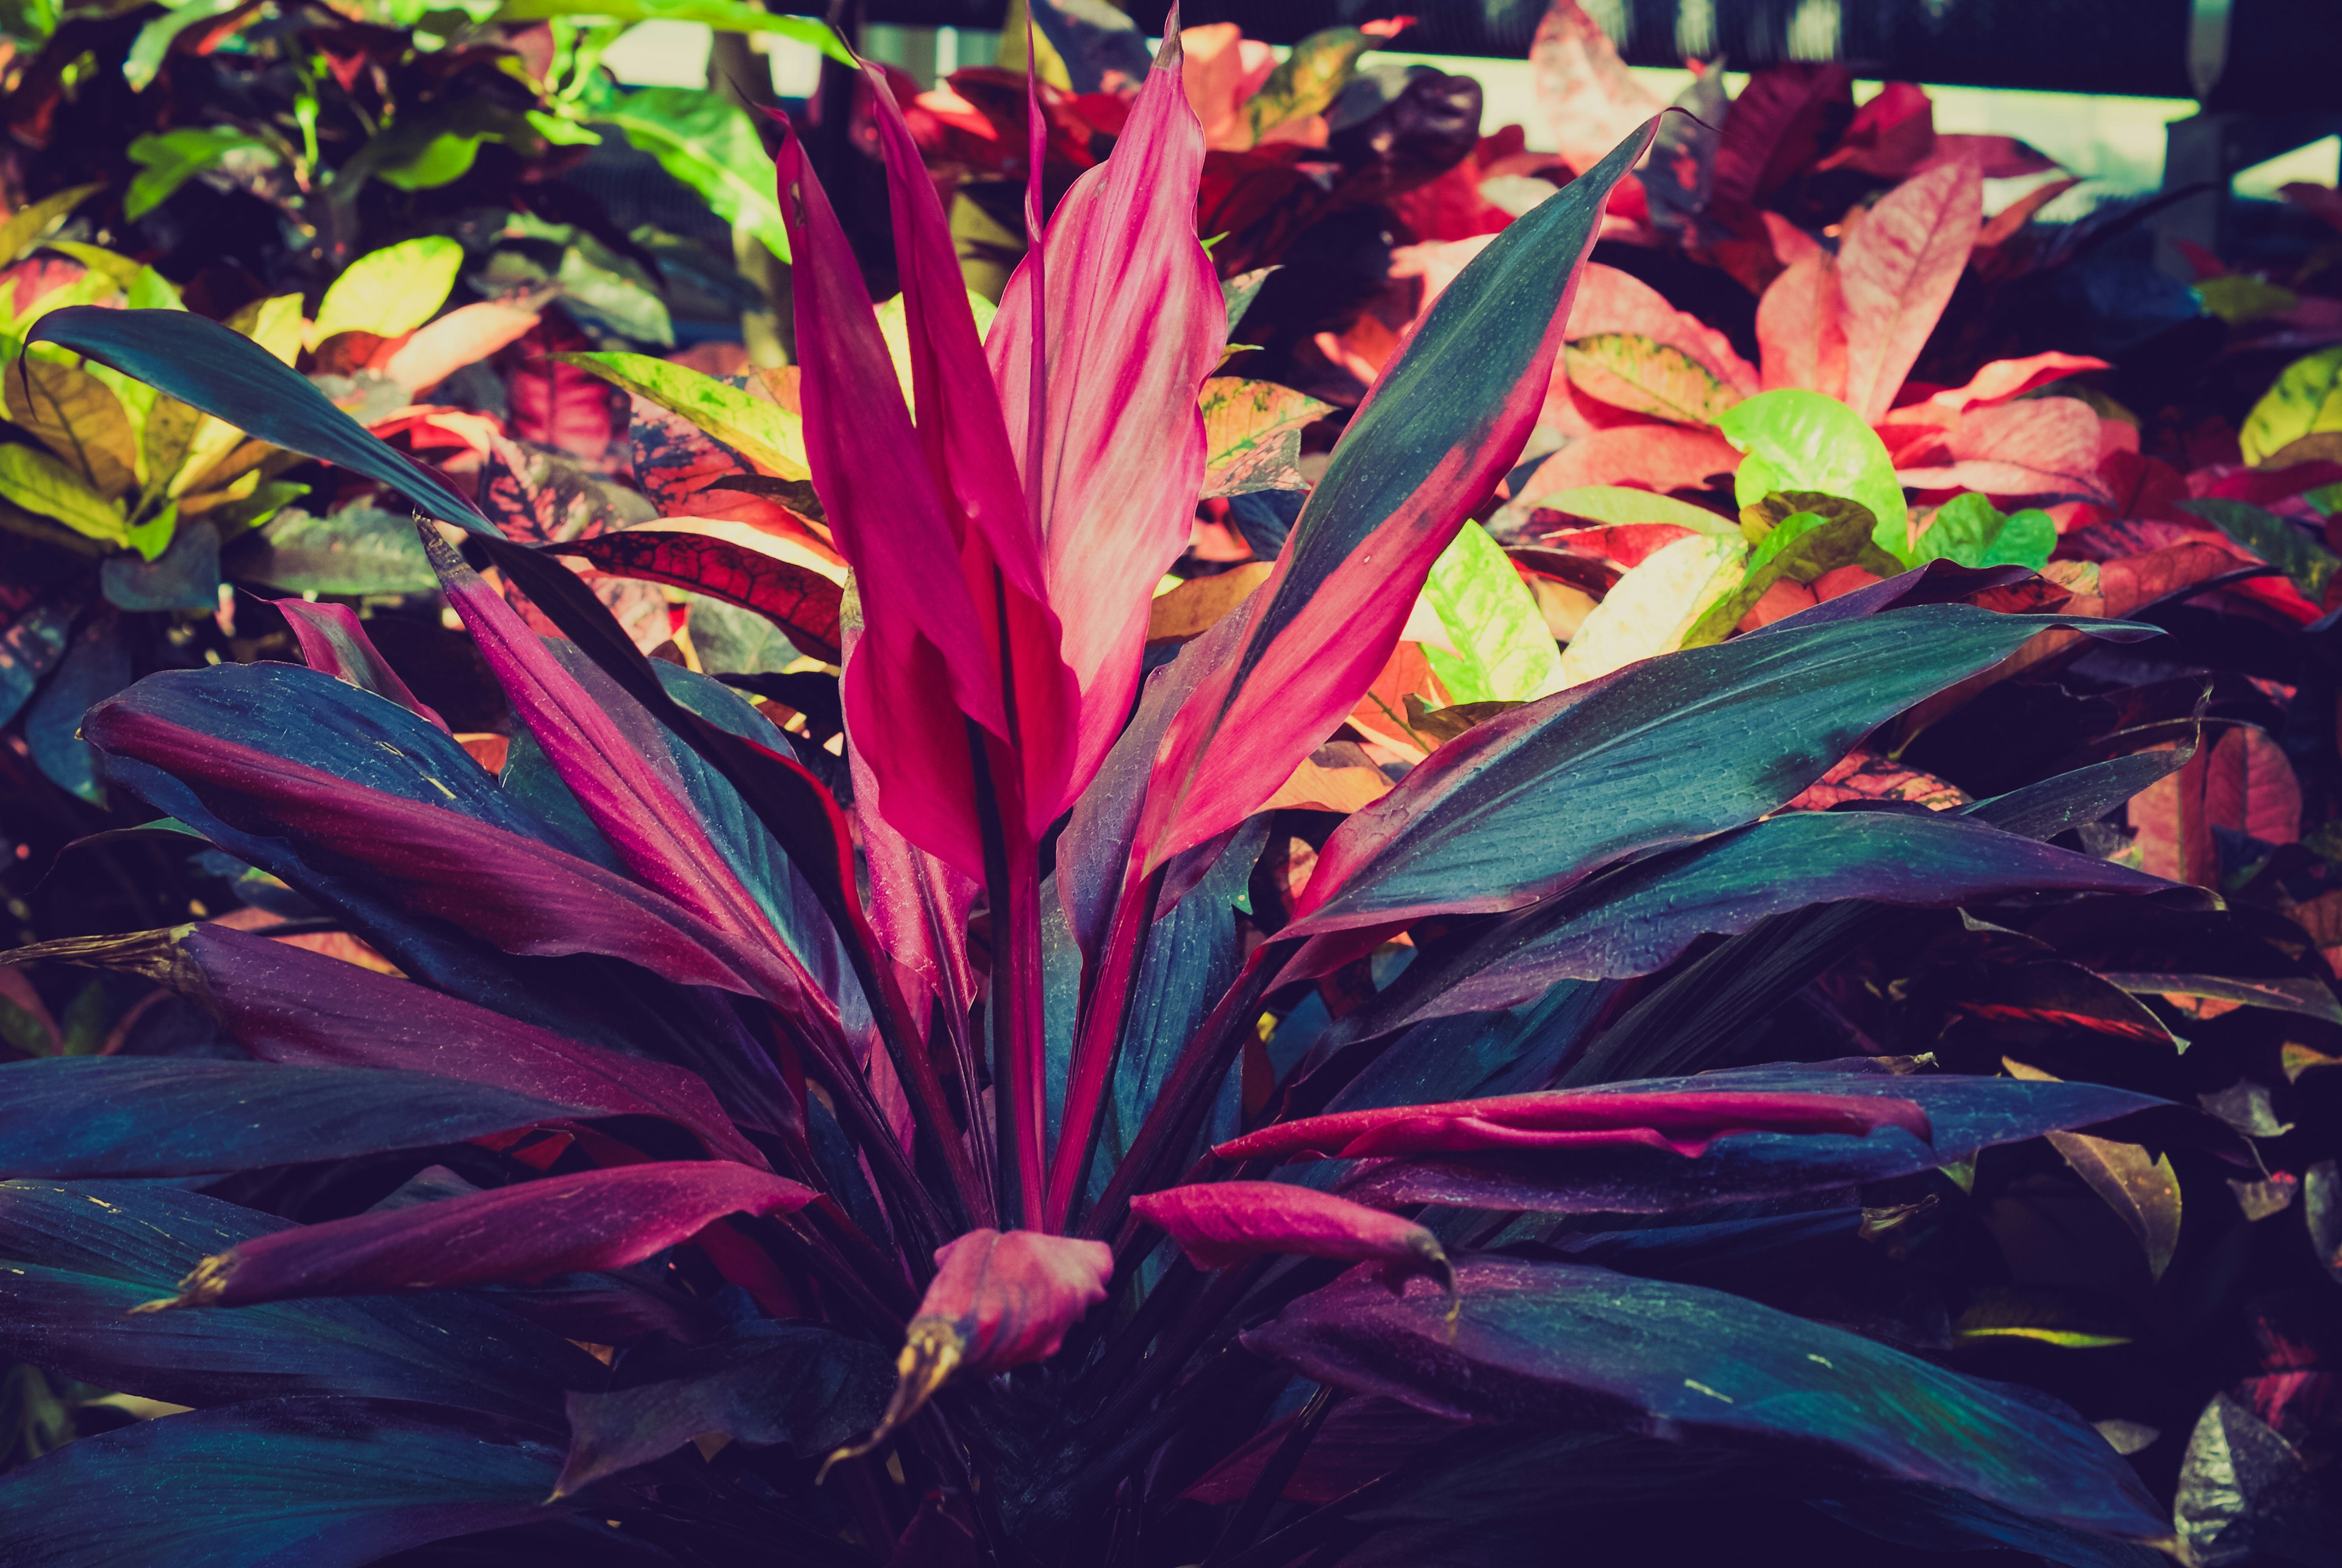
[1521,484,1741,534]
[598,87,793,263]
[2195,274,2298,326]
[2240,344,2342,465]
[0,443,126,544]
[524,109,603,146]
[122,0,246,92]
[1422,521,1566,703]
[1909,492,2058,571]
[1681,496,1879,646]
[124,128,273,221]
[492,0,851,55]
[1245,26,1382,143]
[312,237,466,342]
[1720,388,1909,562]
[0,182,99,268]
[556,240,673,346]
[1564,332,1742,427]
[1952,1286,2133,1349]
[238,506,441,595]
[552,350,806,478]
[374,132,490,192]
[2180,497,2338,600]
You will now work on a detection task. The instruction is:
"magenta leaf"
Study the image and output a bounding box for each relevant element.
[1132,1181,1455,1306]
[273,599,449,733]
[140,1162,814,1310]
[1216,1088,1930,1164]
[180,922,767,1167]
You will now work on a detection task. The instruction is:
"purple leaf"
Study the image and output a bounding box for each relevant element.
[138,1161,814,1311]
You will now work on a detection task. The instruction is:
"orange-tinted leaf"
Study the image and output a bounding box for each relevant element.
[1563,332,1742,426]
[1838,162,1982,422]
[553,527,844,663]
[1755,252,1847,398]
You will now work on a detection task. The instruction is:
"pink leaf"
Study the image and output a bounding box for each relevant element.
[1133,1181,1456,1303]
[1838,162,1983,423]
[273,599,448,733]
[500,311,615,459]
[139,1162,815,1309]
[989,29,1227,812]
[379,302,542,396]
[1755,252,1848,398]
[1529,0,1666,176]
[824,1228,1112,1473]
[1214,1090,1932,1164]
[1511,424,1743,493]
[1896,397,2113,501]
[2205,725,2302,847]
[1880,350,2110,426]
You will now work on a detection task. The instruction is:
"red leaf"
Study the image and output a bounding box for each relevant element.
[138,1162,814,1309]
[1837,162,1982,422]
[553,526,844,663]
[273,599,448,733]
[1755,252,1847,398]
[501,311,615,460]
[1710,64,1853,212]
[1214,1089,1932,1164]
[1815,81,1935,177]
[1886,350,2108,418]
[1133,1181,1456,1303]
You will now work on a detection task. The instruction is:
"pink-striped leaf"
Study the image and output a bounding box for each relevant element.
[1133,1181,1456,1305]
[181,922,766,1167]
[1755,252,1847,398]
[1132,120,1660,879]
[138,1162,815,1309]
[1214,1090,1932,1164]
[273,599,448,733]
[1838,162,1983,422]
[987,30,1227,812]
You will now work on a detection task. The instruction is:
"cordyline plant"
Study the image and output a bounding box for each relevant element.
[0,30,2215,1568]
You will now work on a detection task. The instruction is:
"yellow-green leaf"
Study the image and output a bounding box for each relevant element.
[1245,26,1382,143]
[40,242,142,293]
[0,184,101,268]
[312,237,466,343]
[1556,532,1744,688]
[0,443,127,544]
[2241,345,2342,467]
[2006,1057,2182,1280]
[1420,521,1565,704]
[492,0,851,56]
[1199,376,1331,499]
[1564,332,1744,427]
[873,288,995,406]
[5,357,136,495]
[1681,498,1878,647]
[554,350,807,479]
[125,127,273,221]
[1953,1286,2132,1349]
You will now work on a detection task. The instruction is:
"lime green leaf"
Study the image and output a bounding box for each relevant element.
[2195,274,2298,326]
[873,288,997,404]
[525,109,603,146]
[596,87,792,263]
[123,0,246,92]
[125,127,273,221]
[0,184,98,270]
[1910,492,2058,571]
[0,443,128,543]
[2241,345,2342,467]
[1682,497,1877,647]
[553,350,806,478]
[125,267,183,313]
[313,237,466,342]
[1421,521,1566,703]
[1564,332,1743,427]
[1720,388,1908,562]
[124,501,177,562]
[492,0,850,56]
[1556,532,1746,688]
[1953,1287,2133,1349]
[1520,484,1739,534]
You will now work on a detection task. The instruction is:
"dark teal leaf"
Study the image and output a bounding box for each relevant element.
[100,519,220,612]
[1245,1257,2166,1544]
[0,1397,581,1566]
[0,1179,598,1415]
[24,610,129,803]
[0,1058,582,1176]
